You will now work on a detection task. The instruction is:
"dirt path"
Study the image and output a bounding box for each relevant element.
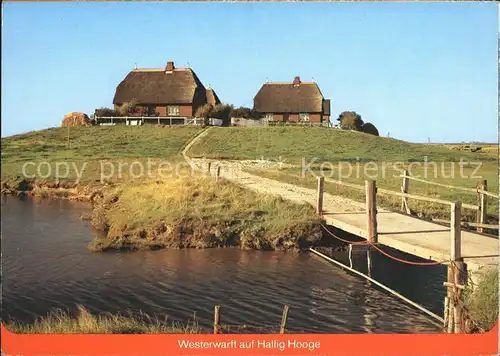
[183,128,366,213]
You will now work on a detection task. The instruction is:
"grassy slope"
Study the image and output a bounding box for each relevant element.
[187,127,495,163]
[90,176,321,251]
[1,126,202,182]
[2,125,497,221]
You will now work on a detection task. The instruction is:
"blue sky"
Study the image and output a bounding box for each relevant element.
[2,2,498,142]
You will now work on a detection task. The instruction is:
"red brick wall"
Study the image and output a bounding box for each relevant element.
[309,114,321,123]
[265,112,322,123]
[151,105,193,117]
[155,106,167,116]
[179,105,192,117]
[274,114,283,122]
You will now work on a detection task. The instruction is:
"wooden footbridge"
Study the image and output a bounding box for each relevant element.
[311,172,498,334]
[195,158,499,276]
[187,153,499,333]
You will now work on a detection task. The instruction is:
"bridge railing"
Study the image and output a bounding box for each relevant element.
[315,174,498,334]
[398,170,498,233]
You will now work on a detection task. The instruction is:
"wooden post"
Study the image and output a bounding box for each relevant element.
[316,176,325,215]
[213,305,220,334]
[449,201,465,333]
[450,201,462,261]
[216,166,221,181]
[170,117,172,127]
[366,248,372,278]
[280,305,289,334]
[348,244,353,269]
[443,296,449,331]
[365,180,378,243]
[206,162,211,177]
[446,264,455,333]
[476,180,487,233]
[401,170,410,214]
[447,296,454,333]
[453,260,466,333]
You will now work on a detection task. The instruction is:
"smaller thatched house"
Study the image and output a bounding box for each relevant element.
[253,76,330,123]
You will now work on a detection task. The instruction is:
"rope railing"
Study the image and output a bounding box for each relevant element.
[320,223,448,266]
[318,218,489,334]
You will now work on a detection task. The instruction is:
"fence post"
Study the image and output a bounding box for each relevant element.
[366,248,372,278]
[401,170,410,214]
[280,305,289,334]
[446,266,455,333]
[365,180,378,243]
[213,305,220,334]
[450,201,462,261]
[206,162,211,177]
[216,166,221,181]
[316,176,325,215]
[448,201,464,333]
[476,180,487,233]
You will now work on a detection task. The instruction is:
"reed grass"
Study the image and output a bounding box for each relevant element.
[6,305,202,334]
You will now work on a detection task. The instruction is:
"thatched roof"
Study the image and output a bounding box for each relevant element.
[206,88,221,106]
[323,99,331,116]
[113,65,206,105]
[253,78,325,113]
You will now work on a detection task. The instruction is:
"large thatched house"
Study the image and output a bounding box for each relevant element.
[113,61,220,118]
[253,76,330,123]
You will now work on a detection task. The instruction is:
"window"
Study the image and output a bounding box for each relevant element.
[265,113,274,121]
[299,113,310,122]
[168,106,180,116]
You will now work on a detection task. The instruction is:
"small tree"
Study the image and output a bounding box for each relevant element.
[117,99,138,116]
[195,104,213,119]
[337,111,364,131]
[230,106,262,120]
[361,122,379,136]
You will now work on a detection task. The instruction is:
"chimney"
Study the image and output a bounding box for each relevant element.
[165,61,175,72]
[293,76,301,86]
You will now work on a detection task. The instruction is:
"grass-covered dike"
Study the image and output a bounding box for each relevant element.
[88,176,322,252]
